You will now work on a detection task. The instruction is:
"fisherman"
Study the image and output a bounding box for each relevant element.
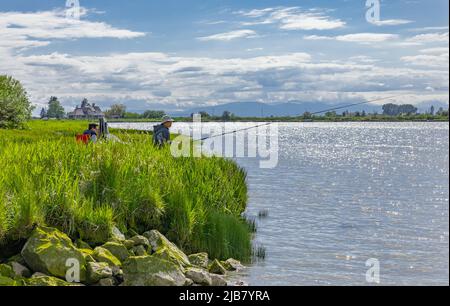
[83,123,99,143]
[153,116,174,146]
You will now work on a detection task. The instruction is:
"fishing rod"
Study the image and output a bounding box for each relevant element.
[195,94,406,142]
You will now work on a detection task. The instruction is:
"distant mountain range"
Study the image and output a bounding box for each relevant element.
[168,101,448,118]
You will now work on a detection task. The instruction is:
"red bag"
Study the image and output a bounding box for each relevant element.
[76,134,90,144]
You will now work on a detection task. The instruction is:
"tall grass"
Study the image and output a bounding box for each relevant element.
[0,120,251,260]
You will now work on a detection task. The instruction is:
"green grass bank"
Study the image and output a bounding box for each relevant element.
[0,121,251,261]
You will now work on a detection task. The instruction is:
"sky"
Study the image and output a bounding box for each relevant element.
[0,0,448,114]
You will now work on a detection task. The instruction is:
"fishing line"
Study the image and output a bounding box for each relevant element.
[195,94,406,142]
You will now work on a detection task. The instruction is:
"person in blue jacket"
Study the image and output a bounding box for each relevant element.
[83,123,99,143]
[153,116,174,146]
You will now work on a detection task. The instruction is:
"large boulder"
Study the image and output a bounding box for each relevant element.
[21,226,86,281]
[101,242,129,262]
[188,253,209,269]
[86,262,113,284]
[93,247,121,267]
[185,268,212,286]
[123,256,187,286]
[143,230,190,268]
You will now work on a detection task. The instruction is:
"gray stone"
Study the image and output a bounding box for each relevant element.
[221,258,244,271]
[208,259,227,275]
[10,261,31,278]
[101,242,129,262]
[185,267,212,286]
[143,230,190,268]
[130,235,150,247]
[210,274,227,286]
[188,253,209,269]
[132,245,147,256]
[93,247,122,267]
[111,226,126,242]
[86,262,113,284]
[123,256,187,286]
[97,277,117,286]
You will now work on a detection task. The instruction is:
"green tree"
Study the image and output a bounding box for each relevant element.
[105,104,127,118]
[142,110,166,119]
[46,96,65,119]
[0,75,34,128]
[302,111,312,120]
[221,111,233,121]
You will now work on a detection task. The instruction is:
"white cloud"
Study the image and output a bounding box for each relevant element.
[401,53,449,68]
[406,32,449,43]
[0,9,145,52]
[420,47,450,54]
[304,33,399,43]
[409,26,449,32]
[372,19,413,26]
[238,7,346,31]
[198,30,258,41]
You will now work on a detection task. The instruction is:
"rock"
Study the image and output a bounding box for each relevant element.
[123,240,135,250]
[102,242,129,262]
[10,262,31,278]
[21,226,86,281]
[127,229,139,238]
[93,247,121,267]
[131,245,147,256]
[7,254,27,266]
[111,266,123,277]
[184,278,194,286]
[111,226,126,242]
[75,240,92,250]
[143,230,190,268]
[210,274,227,286]
[130,235,150,247]
[208,259,226,275]
[185,268,212,286]
[86,262,113,284]
[80,248,96,263]
[221,259,244,271]
[188,253,209,269]
[123,256,187,286]
[0,276,21,286]
[111,266,124,283]
[233,280,249,286]
[0,264,15,278]
[26,275,82,286]
[97,277,117,286]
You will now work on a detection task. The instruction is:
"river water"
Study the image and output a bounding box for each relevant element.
[110,122,449,286]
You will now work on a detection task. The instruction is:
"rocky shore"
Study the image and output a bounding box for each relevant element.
[0,226,245,286]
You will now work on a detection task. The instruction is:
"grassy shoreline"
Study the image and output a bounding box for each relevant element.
[104,115,449,123]
[0,121,252,261]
